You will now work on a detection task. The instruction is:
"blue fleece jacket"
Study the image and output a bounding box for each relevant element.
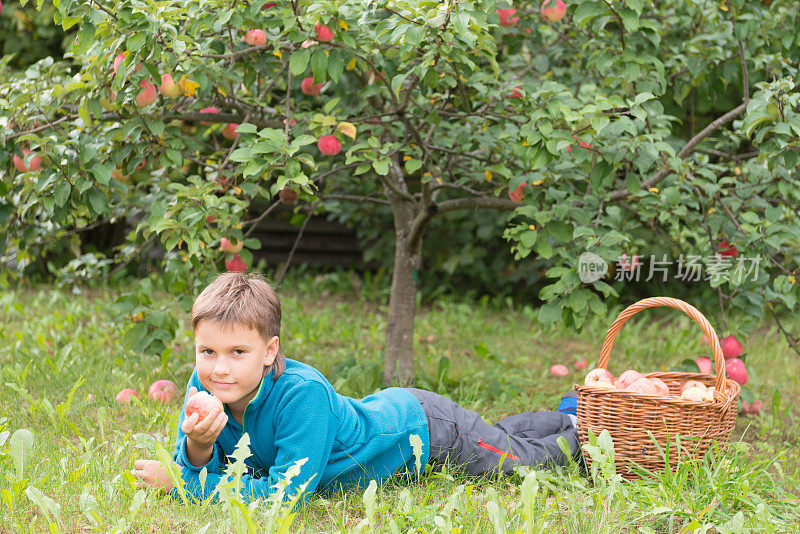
[171,357,430,506]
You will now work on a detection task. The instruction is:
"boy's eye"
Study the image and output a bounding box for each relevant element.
[202,349,214,355]
[234,349,245,355]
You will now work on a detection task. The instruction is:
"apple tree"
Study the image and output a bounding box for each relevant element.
[1,0,799,384]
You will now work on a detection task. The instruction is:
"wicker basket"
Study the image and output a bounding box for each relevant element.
[575,297,741,479]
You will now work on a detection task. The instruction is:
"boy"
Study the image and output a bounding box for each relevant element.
[133,272,580,505]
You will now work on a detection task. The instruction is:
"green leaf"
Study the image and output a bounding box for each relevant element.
[54,182,71,207]
[289,49,310,76]
[126,32,147,53]
[573,1,606,27]
[404,158,423,173]
[372,158,390,176]
[87,189,107,216]
[10,429,34,479]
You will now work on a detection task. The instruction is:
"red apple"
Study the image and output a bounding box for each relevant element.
[13,148,43,172]
[720,335,742,359]
[550,364,569,376]
[111,52,141,75]
[243,29,267,47]
[508,86,524,98]
[509,182,527,203]
[160,73,180,98]
[148,380,179,403]
[314,22,335,42]
[616,370,644,389]
[301,77,323,96]
[725,357,748,385]
[574,358,588,370]
[225,253,248,272]
[318,135,342,156]
[220,237,243,253]
[625,378,660,395]
[649,377,670,396]
[540,0,566,23]
[136,79,158,107]
[185,391,224,422]
[584,368,615,386]
[742,399,765,415]
[223,123,239,140]
[200,106,219,125]
[115,388,140,403]
[497,8,519,27]
[263,2,277,8]
[279,186,299,205]
[718,240,738,258]
[695,356,713,374]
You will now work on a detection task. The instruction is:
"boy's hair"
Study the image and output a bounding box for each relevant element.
[191,272,285,380]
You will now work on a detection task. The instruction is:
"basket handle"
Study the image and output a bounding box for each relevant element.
[597,297,726,391]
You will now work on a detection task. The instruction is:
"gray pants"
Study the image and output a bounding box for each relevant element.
[405,388,580,477]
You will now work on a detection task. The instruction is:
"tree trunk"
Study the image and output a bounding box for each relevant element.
[382,165,421,386]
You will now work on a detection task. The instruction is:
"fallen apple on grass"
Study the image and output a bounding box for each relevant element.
[148,380,179,403]
[550,364,569,376]
[574,359,588,370]
[741,399,765,415]
[185,391,224,422]
[115,388,140,403]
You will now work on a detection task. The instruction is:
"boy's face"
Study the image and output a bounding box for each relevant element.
[194,319,279,411]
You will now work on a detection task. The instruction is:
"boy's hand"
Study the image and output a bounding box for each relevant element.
[133,459,174,492]
[182,386,228,450]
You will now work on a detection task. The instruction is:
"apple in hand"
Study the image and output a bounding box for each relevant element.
[185,391,224,423]
[115,388,140,402]
[584,368,615,386]
[550,364,569,376]
[616,370,644,389]
[720,335,742,359]
[540,0,566,23]
[148,380,179,403]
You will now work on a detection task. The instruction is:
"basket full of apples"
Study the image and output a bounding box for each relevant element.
[576,297,741,479]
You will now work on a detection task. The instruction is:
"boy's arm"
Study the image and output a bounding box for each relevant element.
[174,380,339,506]
[172,372,227,476]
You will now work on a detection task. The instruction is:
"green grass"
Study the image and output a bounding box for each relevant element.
[1,274,799,532]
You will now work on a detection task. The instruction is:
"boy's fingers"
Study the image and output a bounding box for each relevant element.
[187,386,197,397]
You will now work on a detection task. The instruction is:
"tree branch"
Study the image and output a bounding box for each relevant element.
[608,102,748,201]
